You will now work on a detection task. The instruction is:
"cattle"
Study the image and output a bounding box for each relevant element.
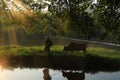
[63,42,87,53]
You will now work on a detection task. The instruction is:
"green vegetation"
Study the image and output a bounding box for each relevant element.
[0,0,120,43]
[0,45,44,56]
[0,45,119,60]
[87,47,120,60]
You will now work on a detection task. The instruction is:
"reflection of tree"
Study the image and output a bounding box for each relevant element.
[62,70,85,80]
[43,68,51,80]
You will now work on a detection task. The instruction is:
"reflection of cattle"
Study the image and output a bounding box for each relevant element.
[62,71,85,80]
[63,42,87,53]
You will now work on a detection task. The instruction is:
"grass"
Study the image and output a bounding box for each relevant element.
[87,47,120,60]
[0,45,44,56]
[0,45,119,60]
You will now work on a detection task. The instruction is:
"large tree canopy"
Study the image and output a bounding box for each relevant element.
[48,0,96,38]
[0,0,120,43]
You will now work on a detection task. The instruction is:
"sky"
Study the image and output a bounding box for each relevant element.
[93,0,97,4]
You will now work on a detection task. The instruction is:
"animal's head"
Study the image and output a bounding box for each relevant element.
[63,46,68,51]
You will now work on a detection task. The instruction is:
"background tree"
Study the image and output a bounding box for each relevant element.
[93,0,120,42]
[48,0,96,39]
[0,0,120,43]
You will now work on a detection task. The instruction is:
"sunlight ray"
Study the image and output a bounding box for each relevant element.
[8,29,18,45]
[0,0,35,28]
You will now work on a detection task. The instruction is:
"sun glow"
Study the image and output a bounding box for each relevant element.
[4,0,31,12]
[0,66,6,80]
[1,0,34,27]
[0,0,44,45]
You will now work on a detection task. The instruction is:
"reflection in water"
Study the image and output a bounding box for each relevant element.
[0,68,44,80]
[0,67,119,80]
[43,68,51,80]
[86,71,120,80]
[0,66,6,80]
[0,56,119,80]
[62,70,85,80]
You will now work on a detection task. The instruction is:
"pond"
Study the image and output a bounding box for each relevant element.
[1,68,120,80]
[0,56,120,80]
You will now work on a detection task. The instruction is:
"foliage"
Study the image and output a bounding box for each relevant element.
[92,0,120,42]
[0,0,120,43]
[48,0,95,38]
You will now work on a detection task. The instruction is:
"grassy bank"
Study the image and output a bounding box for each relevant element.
[0,45,119,60]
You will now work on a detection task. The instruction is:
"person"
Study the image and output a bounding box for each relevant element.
[44,36,53,55]
[43,68,51,80]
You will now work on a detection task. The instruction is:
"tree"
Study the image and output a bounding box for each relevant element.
[48,0,95,39]
[93,0,120,42]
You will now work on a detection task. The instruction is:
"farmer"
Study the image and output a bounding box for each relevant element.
[44,36,53,55]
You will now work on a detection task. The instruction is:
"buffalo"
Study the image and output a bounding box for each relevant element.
[63,42,87,53]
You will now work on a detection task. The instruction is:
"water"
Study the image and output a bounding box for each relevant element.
[0,68,120,80]
[86,71,120,80]
[0,56,119,80]
[0,68,66,80]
